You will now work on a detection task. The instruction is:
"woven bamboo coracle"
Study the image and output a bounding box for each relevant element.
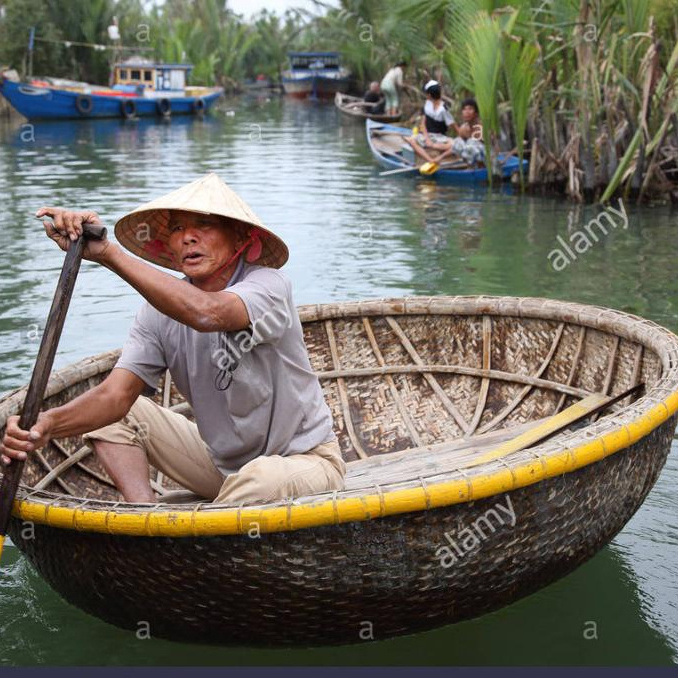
[2,296,677,646]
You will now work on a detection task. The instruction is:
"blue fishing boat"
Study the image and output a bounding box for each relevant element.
[281,52,350,100]
[0,59,222,121]
[366,119,528,184]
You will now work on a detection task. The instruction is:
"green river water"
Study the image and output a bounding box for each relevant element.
[0,96,676,665]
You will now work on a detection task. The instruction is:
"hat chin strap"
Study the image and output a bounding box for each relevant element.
[203,231,262,286]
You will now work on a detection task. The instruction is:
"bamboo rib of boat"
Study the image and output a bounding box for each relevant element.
[2,295,677,646]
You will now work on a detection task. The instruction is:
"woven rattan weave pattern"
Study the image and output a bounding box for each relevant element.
[2,296,677,645]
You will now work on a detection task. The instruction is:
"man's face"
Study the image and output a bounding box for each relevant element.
[167,211,241,281]
[462,105,476,122]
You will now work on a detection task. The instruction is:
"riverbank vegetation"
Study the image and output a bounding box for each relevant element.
[311,0,677,203]
[0,0,676,203]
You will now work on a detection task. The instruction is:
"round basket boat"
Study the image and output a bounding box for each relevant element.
[2,296,678,647]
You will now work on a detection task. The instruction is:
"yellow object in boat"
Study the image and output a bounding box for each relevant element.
[419,162,439,175]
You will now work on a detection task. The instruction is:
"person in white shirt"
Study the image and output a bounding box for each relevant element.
[379,61,407,116]
[404,80,456,164]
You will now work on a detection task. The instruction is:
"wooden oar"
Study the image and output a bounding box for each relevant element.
[371,129,407,138]
[380,164,418,176]
[347,100,383,109]
[0,220,106,561]
[380,160,468,176]
[460,383,644,471]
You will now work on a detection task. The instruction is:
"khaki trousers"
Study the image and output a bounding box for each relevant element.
[83,396,346,505]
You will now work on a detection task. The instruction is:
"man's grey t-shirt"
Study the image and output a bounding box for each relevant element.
[115,262,335,475]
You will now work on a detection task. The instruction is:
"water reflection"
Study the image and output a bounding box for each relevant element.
[2,114,218,148]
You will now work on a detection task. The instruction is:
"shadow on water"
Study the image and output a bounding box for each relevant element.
[0,98,676,665]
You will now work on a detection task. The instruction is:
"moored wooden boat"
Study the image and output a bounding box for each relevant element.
[334,91,401,122]
[2,296,678,646]
[282,52,350,100]
[367,119,528,183]
[242,76,283,94]
[0,59,222,121]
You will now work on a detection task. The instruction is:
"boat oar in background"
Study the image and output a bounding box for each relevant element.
[379,164,419,176]
[0,220,106,561]
[379,160,468,177]
[463,383,644,470]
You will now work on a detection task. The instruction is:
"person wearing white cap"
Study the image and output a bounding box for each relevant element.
[404,80,457,163]
[2,173,345,505]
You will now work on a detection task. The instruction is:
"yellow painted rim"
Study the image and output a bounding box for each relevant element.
[12,390,678,538]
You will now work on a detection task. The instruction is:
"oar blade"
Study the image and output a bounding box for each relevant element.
[464,384,643,470]
[419,162,440,175]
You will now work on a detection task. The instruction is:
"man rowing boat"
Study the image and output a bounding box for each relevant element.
[1,173,345,505]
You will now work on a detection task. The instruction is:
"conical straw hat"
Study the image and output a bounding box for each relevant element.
[114,173,289,271]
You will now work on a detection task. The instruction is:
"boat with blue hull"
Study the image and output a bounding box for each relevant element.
[367,119,528,184]
[0,59,222,121]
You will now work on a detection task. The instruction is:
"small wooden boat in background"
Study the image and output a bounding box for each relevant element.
[2,296,677,646]
[242,75,283,95]
[367,119,527,184]
[0,58,222,120]
[334,92,401,122]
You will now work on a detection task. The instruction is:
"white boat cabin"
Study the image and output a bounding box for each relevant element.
[287,52,342,73]
[112,60,192,94]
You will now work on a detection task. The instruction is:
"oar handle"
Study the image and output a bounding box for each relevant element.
[36,217,107,242]
[81,223,107,240]
[0,224,101,546]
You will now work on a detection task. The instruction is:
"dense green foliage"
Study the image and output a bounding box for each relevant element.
[0,0,675,200]
[0,0,305,85]
[0,0,146,83]
[308,0,677,197]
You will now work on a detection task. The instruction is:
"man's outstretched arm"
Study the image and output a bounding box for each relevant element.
[99,244,249,333]
[35,207,250,333]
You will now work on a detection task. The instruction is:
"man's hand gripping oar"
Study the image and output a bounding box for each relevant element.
[0,209,107,561]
